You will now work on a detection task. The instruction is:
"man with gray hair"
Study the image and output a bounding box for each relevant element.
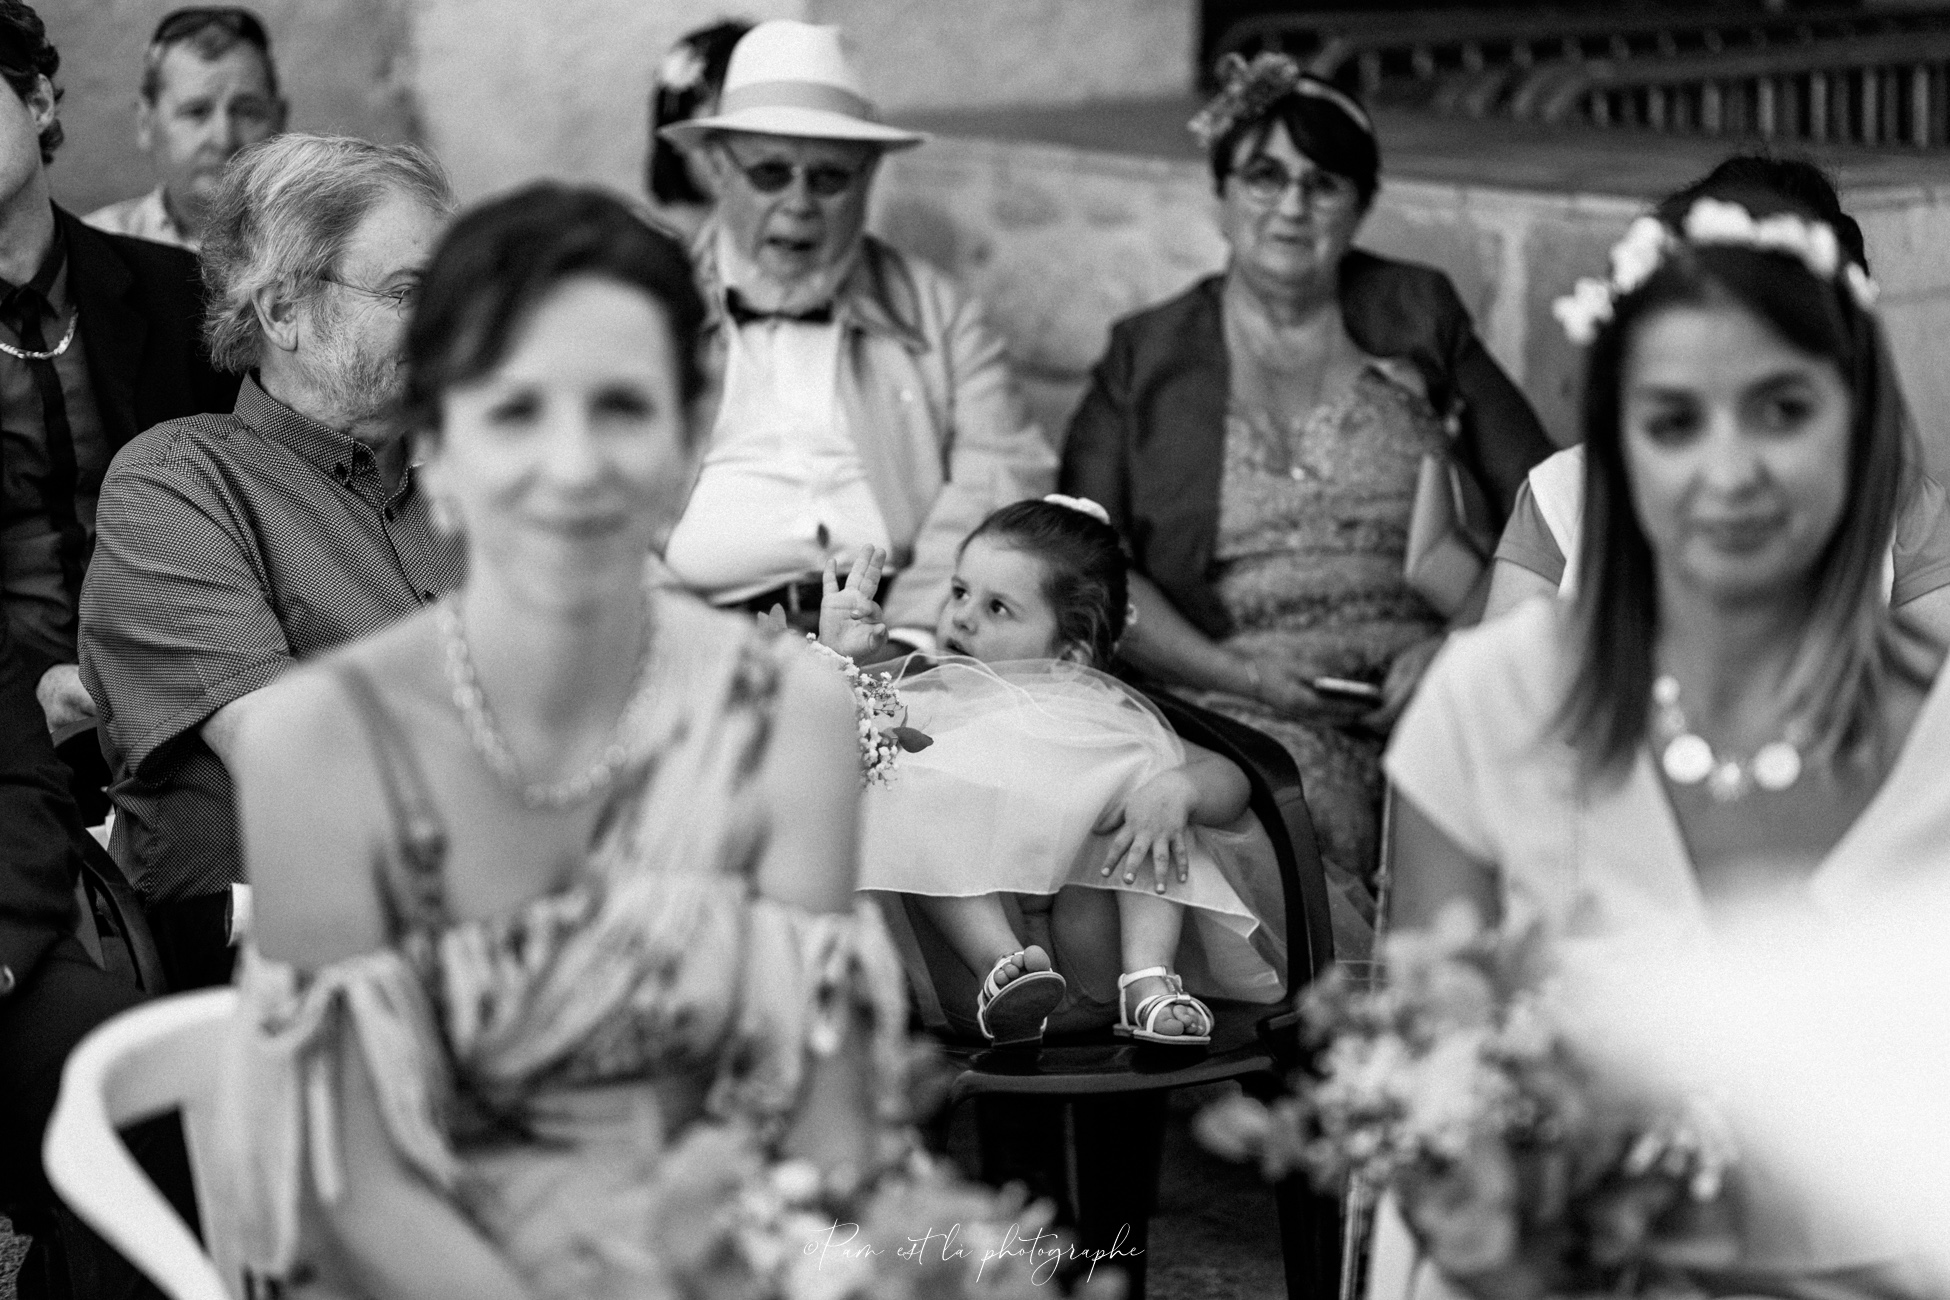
[84,6,287,250]
[80,133,460,990]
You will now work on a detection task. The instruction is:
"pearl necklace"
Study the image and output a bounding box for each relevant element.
[0,310,77,361]
[439,586,657,810]
[1651,674,1806,802]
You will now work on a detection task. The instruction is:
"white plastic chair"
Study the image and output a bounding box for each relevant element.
[43,988,241,1300]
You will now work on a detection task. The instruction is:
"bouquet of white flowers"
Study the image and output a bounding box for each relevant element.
[1198,906,1738,1299]
[803,638,931,787]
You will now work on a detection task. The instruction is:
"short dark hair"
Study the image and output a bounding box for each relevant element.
[402,184,709,444]
[0,1,61,163]
[1562,184,1924,778]
[1207,78,1379,208]
[141,7,279,104]
[646,19,750,208]
[964,499,1130,668]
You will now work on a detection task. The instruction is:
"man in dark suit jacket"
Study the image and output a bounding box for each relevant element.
[0,2,239,818]
[0,616,192,1299]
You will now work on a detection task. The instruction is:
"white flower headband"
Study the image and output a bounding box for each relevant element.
[1552,197,1880,346]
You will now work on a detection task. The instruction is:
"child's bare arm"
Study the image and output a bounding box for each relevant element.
[1096,742,1250,894]
[1177,741,1251,827]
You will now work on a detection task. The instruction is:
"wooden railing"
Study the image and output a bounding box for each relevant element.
[1209,4,1950,148]
[1530,30,1950,146]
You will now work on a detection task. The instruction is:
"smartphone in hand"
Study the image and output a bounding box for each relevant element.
[1311,675,1383,703]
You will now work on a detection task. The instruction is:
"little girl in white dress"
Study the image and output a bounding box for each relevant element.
[821,496,1287,1047]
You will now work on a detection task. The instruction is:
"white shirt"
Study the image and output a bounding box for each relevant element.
[663,251,891,603]
[82,187,197,251]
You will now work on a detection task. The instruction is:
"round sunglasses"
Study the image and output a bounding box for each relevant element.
[718,145,867,199]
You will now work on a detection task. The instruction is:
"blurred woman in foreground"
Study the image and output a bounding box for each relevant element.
[214,187,895,1299]
[1384,178,1948,1295]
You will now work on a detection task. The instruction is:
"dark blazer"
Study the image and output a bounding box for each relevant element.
[10,209,241,683]
[0,621,85,988]
[1060,251,1556,639]
[60,205,239,460]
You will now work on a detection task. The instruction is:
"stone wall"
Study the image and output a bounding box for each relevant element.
[43,0,1197,210]
[43,0,419,216]
[874,133,1950,484]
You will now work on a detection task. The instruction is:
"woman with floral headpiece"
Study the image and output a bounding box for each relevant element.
[1381,172,1947,1296]
[1061,55,1555,959]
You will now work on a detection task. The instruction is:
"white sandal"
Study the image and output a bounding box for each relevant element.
[1115,966,1213,1047]
[976,947,1066,1047]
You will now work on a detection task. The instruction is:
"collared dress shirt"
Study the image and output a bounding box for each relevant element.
[669,230,1055,631]
[82,187,196,252]
[663,301,893,604]
[0,231,111,672]
[80,375,465,902]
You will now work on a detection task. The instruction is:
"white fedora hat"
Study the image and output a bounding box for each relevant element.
[659,20,924,149]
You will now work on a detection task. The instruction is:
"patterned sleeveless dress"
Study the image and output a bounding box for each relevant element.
[1183,359,1451,959]
[210,595,925,1299]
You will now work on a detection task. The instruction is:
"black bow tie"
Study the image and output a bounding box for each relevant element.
[724,289,834,328]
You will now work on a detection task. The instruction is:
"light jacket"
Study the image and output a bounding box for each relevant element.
[692,232,1056,629]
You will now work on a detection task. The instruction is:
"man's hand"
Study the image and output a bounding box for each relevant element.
[36,663,96,735]
[817,547,888,661]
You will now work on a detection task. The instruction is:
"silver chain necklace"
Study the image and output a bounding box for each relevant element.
[1652,673,1807,802]
[0,309,77,361]
[439,586,657,810]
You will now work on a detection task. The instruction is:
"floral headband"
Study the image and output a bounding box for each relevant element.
[1188,52,1374,150]
[1553,197,1880,346]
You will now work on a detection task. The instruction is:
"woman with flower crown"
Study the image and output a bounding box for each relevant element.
[1380,173,1948,1297]
[1061,54,1555,963]
[208,186,1050,1300]
[1483,155,1950,642]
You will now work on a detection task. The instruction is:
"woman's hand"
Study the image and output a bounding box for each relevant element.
[1097,769,1198,894]
[1233,646,1356,719]
[816,547,887,660]
[1363,634,1445,732]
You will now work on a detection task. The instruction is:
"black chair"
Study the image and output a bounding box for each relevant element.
[895,690,1341,1300]
[74,832,167,995]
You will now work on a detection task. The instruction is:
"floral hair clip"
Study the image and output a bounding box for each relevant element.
[657,43,707,94]
[1188,52,1373,150]
[1553,198,1880,346]
[1043,493,1112,526]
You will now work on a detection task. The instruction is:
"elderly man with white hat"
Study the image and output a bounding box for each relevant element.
[660,19,1054,643]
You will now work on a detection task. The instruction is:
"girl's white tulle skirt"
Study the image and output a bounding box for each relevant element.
[860,658,1287,1004]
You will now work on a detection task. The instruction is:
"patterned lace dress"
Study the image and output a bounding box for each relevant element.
[209,595,916,1300]
[1183,359,1450,959]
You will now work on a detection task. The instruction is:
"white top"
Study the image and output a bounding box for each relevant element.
[663,250,891,604]
[1372,598,1950,1291]
[83,187,197,251]
[1387,598,1950,941]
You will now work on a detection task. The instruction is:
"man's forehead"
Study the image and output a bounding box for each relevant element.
[717,131,877,165]
[156,41,276,99]
[338,191,442,275]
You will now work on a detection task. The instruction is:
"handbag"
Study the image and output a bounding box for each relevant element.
[1403,402,1498,620]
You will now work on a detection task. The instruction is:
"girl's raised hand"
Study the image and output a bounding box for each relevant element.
[1097,769,1196,894]
[816,547,888,660]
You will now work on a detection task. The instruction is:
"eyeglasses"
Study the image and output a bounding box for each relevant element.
[718,145,866,199]
[319,272,419,313]
[150,6,271,50]
[1232,157,1360,210]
